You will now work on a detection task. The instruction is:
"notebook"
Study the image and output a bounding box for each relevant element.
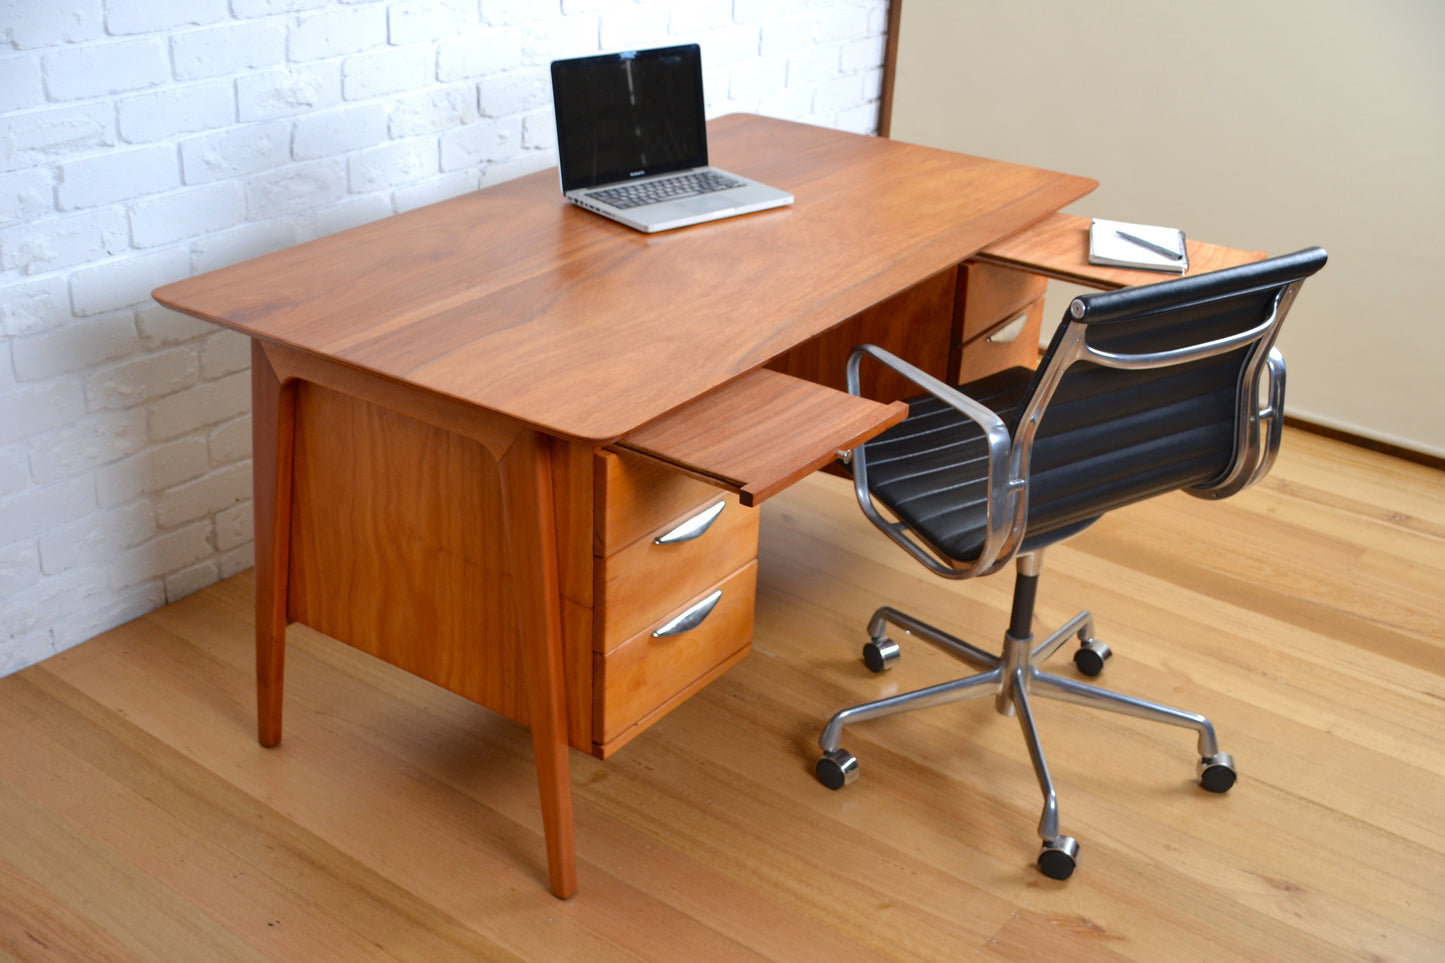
[549,44,794,233]
[1088,218,1189,274]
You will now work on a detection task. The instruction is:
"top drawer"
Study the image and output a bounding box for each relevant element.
[595,449,727,556]
[957,261,1048,343]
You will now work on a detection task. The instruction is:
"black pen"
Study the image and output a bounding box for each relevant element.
[1115,229,1183,261]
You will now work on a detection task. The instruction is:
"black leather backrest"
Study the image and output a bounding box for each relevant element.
[1016,247,1327,535]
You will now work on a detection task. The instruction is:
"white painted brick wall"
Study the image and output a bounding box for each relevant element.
[85,345,201,411]
[389,84,477,137]
[11,312,137,380]
[287,7,389,62]
[1,170,54,225]
[58,143,180,210]
[437,28,521,80]
[69,247,191,315]
[117,80,236,144]
[0,341,14,395]
[41,37,171,101]
[38,501,156,576]
[172,21,287,80]
[0,0,892,676]
[237,63,343,121]
[0,379,86,447]
[207,414,252,465]
[244,158,349,217]
[293,102,389,159]
[0,54,45,113]
[1,208,129,275]
[0,276,68,336]
[191,219,299,273]
[130,183,244,248]
[2,3,104,49]
[105,0,230,36]
[341,43,434,100]
[97,435,210,509]
[388,0,479,45]
[181,121,292,184]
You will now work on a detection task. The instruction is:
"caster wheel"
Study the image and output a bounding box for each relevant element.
[1073,638,1112,677]
[862,637,900,673]
[815,748,859,790]
[1199,752,1237,793]
[1038,835,1079,880]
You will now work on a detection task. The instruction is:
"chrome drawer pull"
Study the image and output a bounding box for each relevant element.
[987,313,1028,344]
[652,589,723,638]
[653,500,726,545]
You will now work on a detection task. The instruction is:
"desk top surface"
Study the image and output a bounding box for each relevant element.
[154,114,1095,444]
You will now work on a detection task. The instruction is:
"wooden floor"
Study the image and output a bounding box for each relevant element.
[2,429,1442,962]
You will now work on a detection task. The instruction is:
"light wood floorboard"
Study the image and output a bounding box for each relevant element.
[2,429,1442,961]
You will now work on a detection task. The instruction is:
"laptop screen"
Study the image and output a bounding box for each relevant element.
[551,44,709,193]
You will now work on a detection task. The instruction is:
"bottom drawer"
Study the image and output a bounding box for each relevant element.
[593,561,757,753]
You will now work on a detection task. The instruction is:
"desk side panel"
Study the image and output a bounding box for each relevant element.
[286,383,594,750]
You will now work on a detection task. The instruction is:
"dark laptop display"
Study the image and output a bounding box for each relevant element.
[549,44,793,233]
[551,46,708,192]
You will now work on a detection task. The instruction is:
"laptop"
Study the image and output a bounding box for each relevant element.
[549,44,794,233]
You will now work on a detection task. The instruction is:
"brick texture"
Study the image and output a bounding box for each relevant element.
[0,0,891,674]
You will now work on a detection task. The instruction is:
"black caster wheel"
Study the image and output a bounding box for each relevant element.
[1199,752,1237,793]
[1038,835,1079,880]
[815,748,859,790]
[1073,637,1112,677]
[862,637,900,673]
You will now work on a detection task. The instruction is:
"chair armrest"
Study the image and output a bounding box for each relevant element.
[845,344,1020,578]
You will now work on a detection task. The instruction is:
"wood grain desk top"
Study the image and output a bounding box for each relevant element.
[153,115,1096,444]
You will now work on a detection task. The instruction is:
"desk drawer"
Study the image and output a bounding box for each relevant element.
[956,297,1044,384]
[596,449,726,555]
[958,260,1048,342]
[594,561,757,751]
[597,494,759,652]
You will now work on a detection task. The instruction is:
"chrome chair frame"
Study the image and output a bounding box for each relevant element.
[817,253,1322,879]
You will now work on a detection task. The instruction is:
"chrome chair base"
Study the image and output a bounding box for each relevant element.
[815,579,1236,879]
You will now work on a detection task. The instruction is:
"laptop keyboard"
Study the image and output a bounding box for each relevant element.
[587,170,744,210]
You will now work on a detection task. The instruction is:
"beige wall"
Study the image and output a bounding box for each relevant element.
[890,0,1445,457]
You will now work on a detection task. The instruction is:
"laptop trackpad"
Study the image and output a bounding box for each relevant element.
[678,195,736,215]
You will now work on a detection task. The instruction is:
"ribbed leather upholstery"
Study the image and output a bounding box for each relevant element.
[860,367,1039,563]
[858,247,1328,565]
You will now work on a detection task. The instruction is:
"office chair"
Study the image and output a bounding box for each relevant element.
[814,247,1327,879]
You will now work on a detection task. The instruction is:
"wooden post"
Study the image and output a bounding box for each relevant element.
[499,428,578,899]
[251,341,296,749]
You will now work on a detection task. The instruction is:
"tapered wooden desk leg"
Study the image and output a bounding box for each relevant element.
[251,342,296,749]
[500,429,578,899]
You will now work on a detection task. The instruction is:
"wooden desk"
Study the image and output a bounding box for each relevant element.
[152,115,1096,897]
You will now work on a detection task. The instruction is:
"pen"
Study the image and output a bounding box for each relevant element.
[1115,229,1183,261]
